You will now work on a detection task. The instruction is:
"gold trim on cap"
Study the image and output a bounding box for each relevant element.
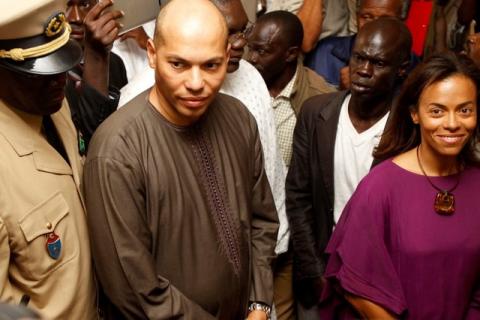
[0,23,71,61]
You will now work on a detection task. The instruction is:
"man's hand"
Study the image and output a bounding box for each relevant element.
[247,310,267,320]
[118,26,149,50]
[84,0,124,53]
[339,66,351,90]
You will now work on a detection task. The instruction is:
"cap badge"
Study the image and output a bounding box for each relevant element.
[44,12,67,38]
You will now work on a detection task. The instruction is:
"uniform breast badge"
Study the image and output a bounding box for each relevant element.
[46,232,62,260]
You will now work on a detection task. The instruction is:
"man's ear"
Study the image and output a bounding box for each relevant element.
[146,38,157,69]
[397,59,411,78]
[286,46,300,63]
[226,42,232,60]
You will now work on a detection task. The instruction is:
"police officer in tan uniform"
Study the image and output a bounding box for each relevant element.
[0,1,96,319]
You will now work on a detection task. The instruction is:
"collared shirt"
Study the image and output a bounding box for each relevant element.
[271,67,298,167]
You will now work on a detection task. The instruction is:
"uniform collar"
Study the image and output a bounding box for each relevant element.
[0,99,73,176]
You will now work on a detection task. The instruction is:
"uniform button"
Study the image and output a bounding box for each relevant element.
[46,222,52,230]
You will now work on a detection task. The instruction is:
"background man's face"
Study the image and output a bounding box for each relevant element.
[349,31,401,98]
[147,28,228,126]
[466,33,480,69]
[247,22,289,84]
[357,0,402,30]
[217,0,249,73]
[66,0,95,42]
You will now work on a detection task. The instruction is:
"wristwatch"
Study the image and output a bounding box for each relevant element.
[248,302,271,319]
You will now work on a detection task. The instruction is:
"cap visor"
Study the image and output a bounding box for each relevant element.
[0,39,82,75]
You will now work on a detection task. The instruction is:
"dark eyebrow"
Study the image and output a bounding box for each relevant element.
[456,101,475,108]
[250,39,271,47]
[165,55,189,65]
[429,101,475,108]
[165,55,225,64]
[204,57,225,64]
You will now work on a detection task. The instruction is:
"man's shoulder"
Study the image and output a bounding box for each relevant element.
[317,34,355,49]
[88,91,150,156]
[302,66,336,95]
[213,92,255,120]
[222,60,270,104]
[301,91,347,117]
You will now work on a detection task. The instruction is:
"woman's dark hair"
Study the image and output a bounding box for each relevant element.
[374,51,480,166]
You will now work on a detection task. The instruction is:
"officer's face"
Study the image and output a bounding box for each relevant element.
[0,67,67,115]
[66,0,96,43]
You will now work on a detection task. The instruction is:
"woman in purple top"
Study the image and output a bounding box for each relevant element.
[319,52,480,319]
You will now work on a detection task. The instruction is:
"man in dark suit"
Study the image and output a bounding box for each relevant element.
[286,17,412,320]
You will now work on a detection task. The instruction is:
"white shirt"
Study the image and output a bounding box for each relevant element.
[333,94,389,223]
[112,20,155,82]
[118,59,289,254]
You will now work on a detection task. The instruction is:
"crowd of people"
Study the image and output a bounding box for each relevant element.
[0,0,479,319]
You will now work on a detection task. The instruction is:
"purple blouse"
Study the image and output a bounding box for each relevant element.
[320,159,480,319]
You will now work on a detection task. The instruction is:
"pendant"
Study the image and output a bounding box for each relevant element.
[46,232,62,260]
[434,191,455,215]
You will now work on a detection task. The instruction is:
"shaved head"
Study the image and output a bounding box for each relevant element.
[255,11,304,48]
[358,16,411,63]
[349,16,411,99]
[154,0,229,48]
[146,0,230,126]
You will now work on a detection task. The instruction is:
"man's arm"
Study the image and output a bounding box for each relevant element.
[0,220,15,303]
[345,293,397,320]
[84,156,215,319]
[82,0,123,96]
[67,0,126,149]
[248,121,279,316]
[465,281,480,319]
[285,105,324,307]
[118,26,149,50]
[297,0,323,52]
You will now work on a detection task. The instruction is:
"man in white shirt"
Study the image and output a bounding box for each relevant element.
[286,17,412,320]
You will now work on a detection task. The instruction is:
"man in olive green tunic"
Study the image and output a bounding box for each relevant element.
[84,0,279,319]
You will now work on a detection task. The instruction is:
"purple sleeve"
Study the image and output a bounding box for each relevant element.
[466,281,480,319]
[321,176,407,316]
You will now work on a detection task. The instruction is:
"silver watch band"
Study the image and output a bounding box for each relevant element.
[248,302,271,319]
